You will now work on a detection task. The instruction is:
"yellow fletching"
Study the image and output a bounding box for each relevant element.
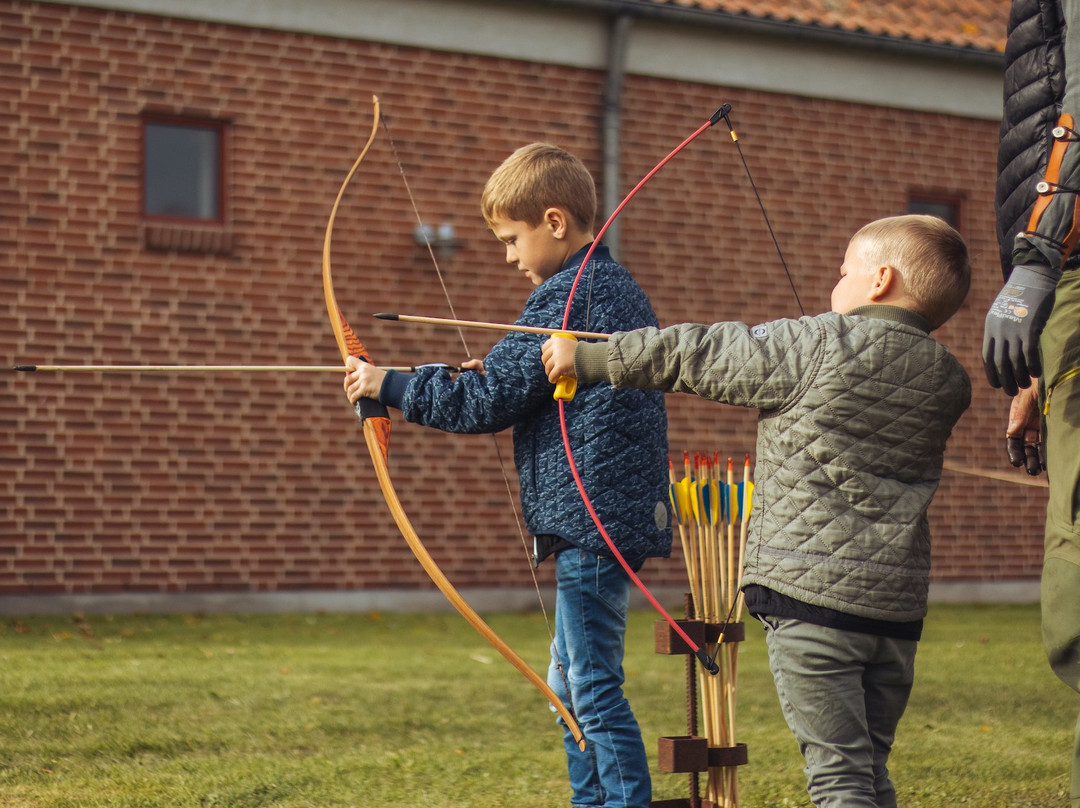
[737,480,754,520]
[675,477,694,524]
[668,483,682,524]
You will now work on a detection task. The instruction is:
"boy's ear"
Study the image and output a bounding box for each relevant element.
[868,264,896,300]
[542,207,568,239]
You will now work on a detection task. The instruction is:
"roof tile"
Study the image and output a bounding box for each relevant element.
[658,0,1009,53]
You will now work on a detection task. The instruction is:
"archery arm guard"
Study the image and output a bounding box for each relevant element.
[1014,114,1080,271]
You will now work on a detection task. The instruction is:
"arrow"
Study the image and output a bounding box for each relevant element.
[13,363,467,373]
[374,312,609,341]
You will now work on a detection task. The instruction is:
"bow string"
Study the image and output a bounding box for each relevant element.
[557,105,732,675]
[557,103,804,674]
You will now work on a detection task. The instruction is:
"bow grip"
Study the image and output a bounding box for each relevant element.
[348,354,392,423]
[551,332,579,401]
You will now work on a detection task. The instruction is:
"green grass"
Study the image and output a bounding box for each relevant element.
[0,604,1071,807]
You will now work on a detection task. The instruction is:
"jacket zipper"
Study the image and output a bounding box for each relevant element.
[1045,365,1080,414]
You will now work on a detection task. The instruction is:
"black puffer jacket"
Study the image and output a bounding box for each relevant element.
[996,0,1071,277]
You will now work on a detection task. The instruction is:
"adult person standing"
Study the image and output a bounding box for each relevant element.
[983,1,1080,804]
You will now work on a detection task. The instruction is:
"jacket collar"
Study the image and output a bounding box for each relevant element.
[844,304,931,334]
[563,241,609,270]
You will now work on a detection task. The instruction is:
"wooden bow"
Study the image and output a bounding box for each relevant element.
[555,107,732,675]
[322,95,585,750]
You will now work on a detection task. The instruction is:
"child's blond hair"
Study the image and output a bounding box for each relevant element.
[851,214,971,329]
[481,143,596,231]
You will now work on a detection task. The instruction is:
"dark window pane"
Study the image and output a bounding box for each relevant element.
[908,198,959,229]
[144,122,221,220]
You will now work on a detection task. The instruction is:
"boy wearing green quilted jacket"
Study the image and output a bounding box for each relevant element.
[542,214,972,808]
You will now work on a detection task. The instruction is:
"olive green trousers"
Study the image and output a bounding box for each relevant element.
[1039,267,1080,807]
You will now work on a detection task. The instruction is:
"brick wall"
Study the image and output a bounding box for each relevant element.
[2,1,1040,599]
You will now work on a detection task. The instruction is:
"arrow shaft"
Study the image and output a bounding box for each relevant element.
[14,364,465,373]
[375,313,609,341]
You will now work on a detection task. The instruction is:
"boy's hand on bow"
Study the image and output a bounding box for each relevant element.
[541,335,577,384]
[343,355,386,404]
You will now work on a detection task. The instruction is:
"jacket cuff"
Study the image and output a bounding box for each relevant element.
[575,341,611,384]
[1011,239,1065,277]
[378,369,410,409]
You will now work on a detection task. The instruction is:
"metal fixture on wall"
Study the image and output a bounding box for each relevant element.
[414,222,460,257]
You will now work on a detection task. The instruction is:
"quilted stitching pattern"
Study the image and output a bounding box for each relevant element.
[608,311,970,620]
[403,247,672,563]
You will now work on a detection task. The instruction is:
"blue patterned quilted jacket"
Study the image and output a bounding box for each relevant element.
[388,244,671,564]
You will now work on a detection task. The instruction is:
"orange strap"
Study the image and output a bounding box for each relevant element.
[1025,114,1080,267]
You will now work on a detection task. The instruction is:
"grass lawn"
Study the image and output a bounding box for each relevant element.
[0,603,1071,807]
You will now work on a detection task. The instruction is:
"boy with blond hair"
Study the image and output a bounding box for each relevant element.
[543,214,972,808]
[346,142,669,808]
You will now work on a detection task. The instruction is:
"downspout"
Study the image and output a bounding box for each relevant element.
[602,13,632,255]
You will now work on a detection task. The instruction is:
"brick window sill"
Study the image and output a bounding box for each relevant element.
[142,221,233,255]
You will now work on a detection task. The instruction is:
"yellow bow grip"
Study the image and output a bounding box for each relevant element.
[552,332,578,401]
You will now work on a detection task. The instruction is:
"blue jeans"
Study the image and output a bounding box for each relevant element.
[547,548,650,808]
[760,616,916,808]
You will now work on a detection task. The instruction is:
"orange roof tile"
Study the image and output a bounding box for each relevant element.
[657,0,1009,54]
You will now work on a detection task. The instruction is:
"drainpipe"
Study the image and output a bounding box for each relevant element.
[602,13,632,255]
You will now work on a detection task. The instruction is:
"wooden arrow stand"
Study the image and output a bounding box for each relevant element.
[649,596,748,808]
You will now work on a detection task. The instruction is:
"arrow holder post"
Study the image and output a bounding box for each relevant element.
[650,599,748,808]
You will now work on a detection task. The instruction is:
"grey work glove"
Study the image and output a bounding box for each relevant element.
[982,264,1059,396]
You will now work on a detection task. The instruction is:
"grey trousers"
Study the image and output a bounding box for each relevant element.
[759,615,916,808]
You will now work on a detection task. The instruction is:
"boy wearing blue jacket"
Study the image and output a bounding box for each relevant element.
[345,142,670,808]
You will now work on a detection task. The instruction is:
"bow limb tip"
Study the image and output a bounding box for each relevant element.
[709,103,732,126]
[696,647,720,675]
[572,728,586,752]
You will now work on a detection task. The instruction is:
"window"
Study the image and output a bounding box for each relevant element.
[142,117,224,222]
[141,115,231,253]
[908,195,962,231]
[908,193,970,309]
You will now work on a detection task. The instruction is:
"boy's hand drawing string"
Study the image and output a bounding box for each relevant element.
[323,94,587,751]
[557,104,806,675]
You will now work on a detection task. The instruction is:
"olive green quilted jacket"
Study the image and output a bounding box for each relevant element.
[575,305,971,621]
